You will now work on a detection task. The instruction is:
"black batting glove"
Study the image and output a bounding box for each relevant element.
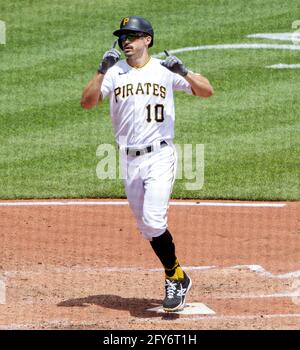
[98,48,121,74]
[160,55,188,77]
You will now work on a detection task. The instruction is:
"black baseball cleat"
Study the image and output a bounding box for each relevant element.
[163,272,192,312]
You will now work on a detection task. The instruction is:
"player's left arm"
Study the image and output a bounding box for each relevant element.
[184,72,213,98]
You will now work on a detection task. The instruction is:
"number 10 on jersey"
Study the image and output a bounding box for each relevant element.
[146,104,165,123]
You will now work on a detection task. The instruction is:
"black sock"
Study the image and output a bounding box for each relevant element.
[150,230,178,276]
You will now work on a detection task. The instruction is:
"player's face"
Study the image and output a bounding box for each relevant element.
[120,32,151,57]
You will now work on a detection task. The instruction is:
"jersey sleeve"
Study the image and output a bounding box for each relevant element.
[100,70,114,99]
[172,73,192,94]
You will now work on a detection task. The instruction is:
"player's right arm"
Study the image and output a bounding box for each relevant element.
[80,73,105,109]
[81,43,120,109]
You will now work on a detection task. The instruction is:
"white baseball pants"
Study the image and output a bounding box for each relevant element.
[120,141,177,240]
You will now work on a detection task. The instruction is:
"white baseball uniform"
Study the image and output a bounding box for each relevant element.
[101,57,192,239]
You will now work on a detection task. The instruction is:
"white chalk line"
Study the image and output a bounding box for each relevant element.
[1,265,216,278]
[3,264,300,280]
[154,43,300,58]
[215,292,300,299]
[0,200,286,208]
[100,264,300,279]
[246,33,299,42]
[230,265,300,279]
[266,64,300,69]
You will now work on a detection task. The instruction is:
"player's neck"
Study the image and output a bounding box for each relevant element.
[126,51,151,69]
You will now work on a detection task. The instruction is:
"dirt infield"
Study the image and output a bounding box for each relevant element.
[0,199,299,329]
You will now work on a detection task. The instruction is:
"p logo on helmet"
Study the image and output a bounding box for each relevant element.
[122,17,129,26]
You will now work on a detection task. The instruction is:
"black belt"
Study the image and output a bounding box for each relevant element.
[125,140,168,156]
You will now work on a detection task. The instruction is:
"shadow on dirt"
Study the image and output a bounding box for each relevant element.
[57,294,180,320]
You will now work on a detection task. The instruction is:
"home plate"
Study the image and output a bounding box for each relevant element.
[147,303,216,315]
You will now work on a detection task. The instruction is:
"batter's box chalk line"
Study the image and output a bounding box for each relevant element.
[0,200,286,208]
[147,303,216,315]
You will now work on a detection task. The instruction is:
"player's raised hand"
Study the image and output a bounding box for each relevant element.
[98,40,121,74]
[160,50,188,77]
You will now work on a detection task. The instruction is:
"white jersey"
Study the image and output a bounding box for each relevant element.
[100,57,192,146]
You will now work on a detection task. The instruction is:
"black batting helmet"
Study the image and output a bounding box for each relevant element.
[113,16,154,50]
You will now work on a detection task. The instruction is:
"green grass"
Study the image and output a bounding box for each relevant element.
[0,0,299,200]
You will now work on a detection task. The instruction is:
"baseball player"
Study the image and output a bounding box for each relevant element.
[81,16,213,312]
